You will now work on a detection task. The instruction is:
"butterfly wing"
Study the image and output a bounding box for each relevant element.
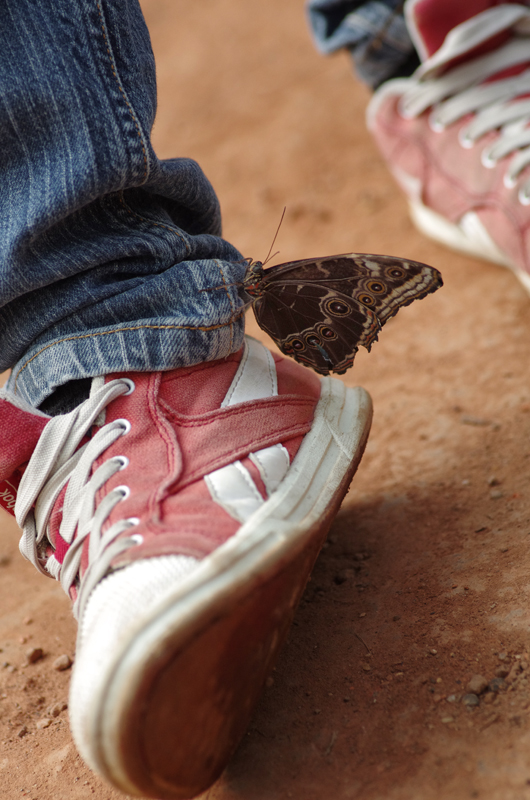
[249,253,442,375]
[252,280,380,374]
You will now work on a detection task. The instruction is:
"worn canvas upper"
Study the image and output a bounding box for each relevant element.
[406,0,527,60]
[368,0,530,283]
[0,338,320,615]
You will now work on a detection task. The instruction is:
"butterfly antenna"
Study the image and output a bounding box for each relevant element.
[262,206,286,267]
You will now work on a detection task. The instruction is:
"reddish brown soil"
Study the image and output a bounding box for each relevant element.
[1,1,530,798]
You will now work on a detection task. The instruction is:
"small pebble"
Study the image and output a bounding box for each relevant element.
[487,476,501,487]
[36,718,52,730]
[441,716,454,724]
[462,693,480,707]
[16,726,27,738]
[505,663,521,684]
[495,667,510,678]
[489,677,508,693]
[467,675,488,695]
[461,415,490,426]
[47,701,67,718]
[446,694,457,703]
[392,615,401,622]
[498,652,508,661]
[23,617,33,625]
[25,647,43,665]
[362,663,371,672]
[52,654,72,671]
[490,490,504,500]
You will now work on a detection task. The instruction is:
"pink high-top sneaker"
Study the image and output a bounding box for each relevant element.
[368,0,530,294]
[0,336,371,799]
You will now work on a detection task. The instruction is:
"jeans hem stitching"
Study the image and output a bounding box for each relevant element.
[13,316,245,394]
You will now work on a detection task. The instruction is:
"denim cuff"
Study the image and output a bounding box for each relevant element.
[7,256,246,408]
[307,0,417,89]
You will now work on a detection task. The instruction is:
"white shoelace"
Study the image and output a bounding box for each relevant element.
[15,377,141,619]
[399,24,530,204]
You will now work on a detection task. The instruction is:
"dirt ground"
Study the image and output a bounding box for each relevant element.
[1,1,530,798]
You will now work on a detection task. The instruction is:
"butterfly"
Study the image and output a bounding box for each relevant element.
[241,253,442,375]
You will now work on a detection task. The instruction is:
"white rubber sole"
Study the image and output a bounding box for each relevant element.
[409,198,530,295]
[70,379,372,799]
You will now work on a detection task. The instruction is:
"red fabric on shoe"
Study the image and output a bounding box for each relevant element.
[0,399,48,482]
[0,399,48,516]
[96,351,320,564]
[3,341,323,588]
[368,1,530,288]
[409,0,513,58]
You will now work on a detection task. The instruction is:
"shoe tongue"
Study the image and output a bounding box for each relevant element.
[408,0,513,60]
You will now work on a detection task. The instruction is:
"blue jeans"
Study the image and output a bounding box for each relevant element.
[2,0,246,408]
[307,0,418,89]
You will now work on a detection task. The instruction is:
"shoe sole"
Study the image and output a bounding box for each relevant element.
[78,379,372,799]
[409,198,530,295]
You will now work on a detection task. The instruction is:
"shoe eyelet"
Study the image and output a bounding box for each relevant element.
[503,172,517,189]
[129,533,143,545]
[458,128,474,149]
[481,149,497,169]
[428,112,445,133]
[115,418,132,436]
[397,96,416,121]
[114,455,129,471]
[121,378,136,395]
[518,186,530,206]
[114,484,131,501]
[127,517,140,527]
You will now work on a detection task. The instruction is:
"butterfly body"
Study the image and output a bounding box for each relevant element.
[242,253,442,375]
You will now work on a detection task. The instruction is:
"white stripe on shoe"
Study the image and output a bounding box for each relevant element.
[204,461,264,523]
[249,444,290,495]
[221,336,277,406]
[206,337,295,519]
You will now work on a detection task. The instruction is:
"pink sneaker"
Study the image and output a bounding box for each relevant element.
[367,0,530,294]
[0,337,371,799]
